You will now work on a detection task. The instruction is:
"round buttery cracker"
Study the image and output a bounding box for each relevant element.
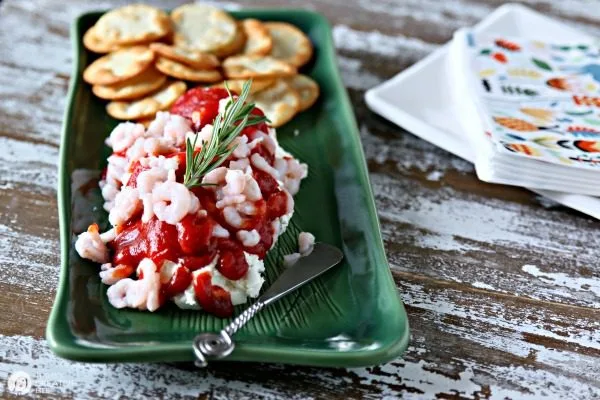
[95,4,171,45]
[249,80,300,128]
[212,23,246,58]
[83,25,122,53]
[223,55,296,79]
[149,43,220,69]
[242,19,273,56]
[83,46,155,85]
[285,74,319,111]
[211,79,275,94]
[171,4,238,53]
[265,22,313,67]
[92,67,167,100]
[155,57,223,83]
[106,81,187,120]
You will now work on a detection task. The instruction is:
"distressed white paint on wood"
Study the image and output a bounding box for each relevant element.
[522,264,600,302]
[360,124,475,174]
[1,333,598,400]
[0,137,58,192]
[525,0,600,23]
[0,223,59,292]
[353,358,598,400]
[336,56,384,90]
[2,0,600,398]
[352,0,491,24]
[398,279,600,353]
[333,24,439,58]
[373,171,600,307]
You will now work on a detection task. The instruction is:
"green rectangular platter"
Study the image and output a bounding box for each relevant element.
[46,8,410,367]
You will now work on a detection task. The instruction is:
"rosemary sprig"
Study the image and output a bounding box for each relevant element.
[183,80,268,188]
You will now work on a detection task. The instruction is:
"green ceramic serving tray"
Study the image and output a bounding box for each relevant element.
[46,8,409,367]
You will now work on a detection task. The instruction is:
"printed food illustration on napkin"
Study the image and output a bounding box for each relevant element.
[464,33,600,168]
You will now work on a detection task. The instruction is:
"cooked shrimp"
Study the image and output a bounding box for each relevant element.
[100,182,119,207]
[202,166,227,185]
[140,193,154,223]
[232,135,250,158]
[125,137,146,164]
[238,201,257,216]
[298,232,315,255]
[251,153,280,180]
[136,168,168,195]
[100,228,116,242]
[126,137,175,163]
[223,169,246,196]
[152,181,194,224]
[148,154,179,171]
[216,170,262,210]
[237,229,260,247]
[74,223,110,263]
[163,114,192,147]
[145,111,170,138]
[190,194,201,214]
[212,223,230,238]
[261,135,278,155]
[229,158,250,171]
[108,187,141,226]
[275,157,308,195]
[287,158,308,179]
[106,278,133,308]
[102,200,114,212]
[105,259,161,311]
[144,137,174,156]
[139,259,161,311]
[186,123,214,149]
[223,206,243,228]
[99,264,135,285]
[106,122,145,153]
[244,175,262,201]
[216,195,246,209]
[105,155,128,186]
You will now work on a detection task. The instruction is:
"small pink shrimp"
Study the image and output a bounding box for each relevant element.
[251,153,279,180]
[163,114,192,147]
[105,258,161,311]
[152,181,194,224]
[99,264,135,285]
[106,122,145,153]
[237,229,260,247]
[108,187,141,226]
[202,166,227,186]
[74,223,110,263]
[298,232,315,255]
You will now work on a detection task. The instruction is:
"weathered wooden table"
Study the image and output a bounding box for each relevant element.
[1,0,599,398]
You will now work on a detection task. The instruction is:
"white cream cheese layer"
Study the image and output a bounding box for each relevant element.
[171,251,266,309]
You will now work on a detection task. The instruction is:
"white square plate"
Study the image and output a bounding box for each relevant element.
[365,3,600,220]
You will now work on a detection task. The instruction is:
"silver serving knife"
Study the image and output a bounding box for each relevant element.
[192,242,344,367]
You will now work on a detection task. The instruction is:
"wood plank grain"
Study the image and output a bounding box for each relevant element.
[1,0,600,398]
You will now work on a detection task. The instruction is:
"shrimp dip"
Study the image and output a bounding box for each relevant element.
[75,87,309,317]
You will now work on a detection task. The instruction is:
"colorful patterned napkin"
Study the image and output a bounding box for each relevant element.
[450,29,600,196]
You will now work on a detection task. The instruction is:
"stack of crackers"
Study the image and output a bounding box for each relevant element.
[82,3,320,127]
